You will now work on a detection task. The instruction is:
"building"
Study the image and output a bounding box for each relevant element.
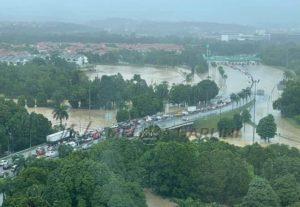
[0,55,34,66]
[60,54,89,67]
[220,33,271,42]
[204,55,261,65]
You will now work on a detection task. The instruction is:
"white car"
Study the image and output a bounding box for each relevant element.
[111,124,118,128]
[182,117,189,121]
[156,116,162,120]
[0,160,8,166]
[45,151,58,158]
[67,141,77,148]
[182,111,189,116]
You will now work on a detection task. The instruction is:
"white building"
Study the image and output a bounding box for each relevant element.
[61,54,89,67]
[221,33,271,42]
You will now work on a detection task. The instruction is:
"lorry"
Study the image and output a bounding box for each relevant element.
[46,130,71,143]
[187,106,197,113]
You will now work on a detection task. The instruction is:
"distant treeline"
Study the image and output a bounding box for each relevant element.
[85,46,208,72]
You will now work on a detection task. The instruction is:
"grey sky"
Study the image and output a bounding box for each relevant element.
[0,0,299,26]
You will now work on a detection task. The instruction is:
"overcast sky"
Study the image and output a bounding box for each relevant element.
[0,0,299,26]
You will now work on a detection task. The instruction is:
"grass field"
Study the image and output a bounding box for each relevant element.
[194,101,254,131]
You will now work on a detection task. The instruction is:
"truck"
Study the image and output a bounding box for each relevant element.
[47,130,71,143]
[187,106,197,113]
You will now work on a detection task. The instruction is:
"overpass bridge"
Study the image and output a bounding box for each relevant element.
[204,55,261,65]
[163,121,194,130]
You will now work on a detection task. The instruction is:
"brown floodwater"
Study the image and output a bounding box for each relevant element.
[27,107,117,132]
[86,65,206,85]
[219,64,300,149]
[144,189,177,207]
[26,64,300,148]
[28,65,208,132]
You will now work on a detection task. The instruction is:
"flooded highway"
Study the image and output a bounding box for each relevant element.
[220,64,300,148]
[26,64,300,148]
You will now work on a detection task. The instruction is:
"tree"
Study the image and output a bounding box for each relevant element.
[217,117,234,137]
[0,126,8,155]
[242,177,280,207]
[58,144,73,158]
[140,125,161,139]
[131,94,163,118]
[17,96,26,107]
[196,80,219,104]
[154,82,169,100]
[36,92,48,107]
[170,84,191,105]
[29,112,53,146]
[218,66,226,78]
[195,64,208,74]
[116,110,130,122]
[52,104,69,127]
[230,93,238,108]
[283,71,295,81]
[233,113,243,131]
[256,115,277,142]
[272,174,300,206]
[241,109,252,131]
[26,96,35,108]
[273,81,300,117]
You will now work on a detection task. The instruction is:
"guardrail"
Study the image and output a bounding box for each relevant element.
[0,143,47,160]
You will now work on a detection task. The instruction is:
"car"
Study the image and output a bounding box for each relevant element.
[156,116,162,120]
[145,116,152,122]
[82,143,92,150]
[0,160,8,166]
[111,124,118,128]
[182,117,189,121]
[182,111,189,116]
[67,141,77,148]
[45,150,58,158]
[11,165,18,172]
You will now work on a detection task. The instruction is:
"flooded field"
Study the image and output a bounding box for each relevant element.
[27,107,116,132]
[86,65,206,85]
[28,65,207,131]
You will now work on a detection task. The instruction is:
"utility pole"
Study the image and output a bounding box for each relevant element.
[252,80,260,144]
[9,132,12,154]
[89,82,91,121]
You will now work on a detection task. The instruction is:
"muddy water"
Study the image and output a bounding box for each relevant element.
[28,65,208,131]
[144,189,177,207]
[27,107,117,132]
[86,65,206,85]
[222,64,300,148]
[209,65,251,96]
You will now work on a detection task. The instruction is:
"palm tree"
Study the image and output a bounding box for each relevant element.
[238,91,246,104]
[230,93,238,109]
[52,104,69,128]
[244,87,252,102]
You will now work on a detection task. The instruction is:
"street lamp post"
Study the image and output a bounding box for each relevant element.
[89,82,91,121]
[252,79,260,144]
